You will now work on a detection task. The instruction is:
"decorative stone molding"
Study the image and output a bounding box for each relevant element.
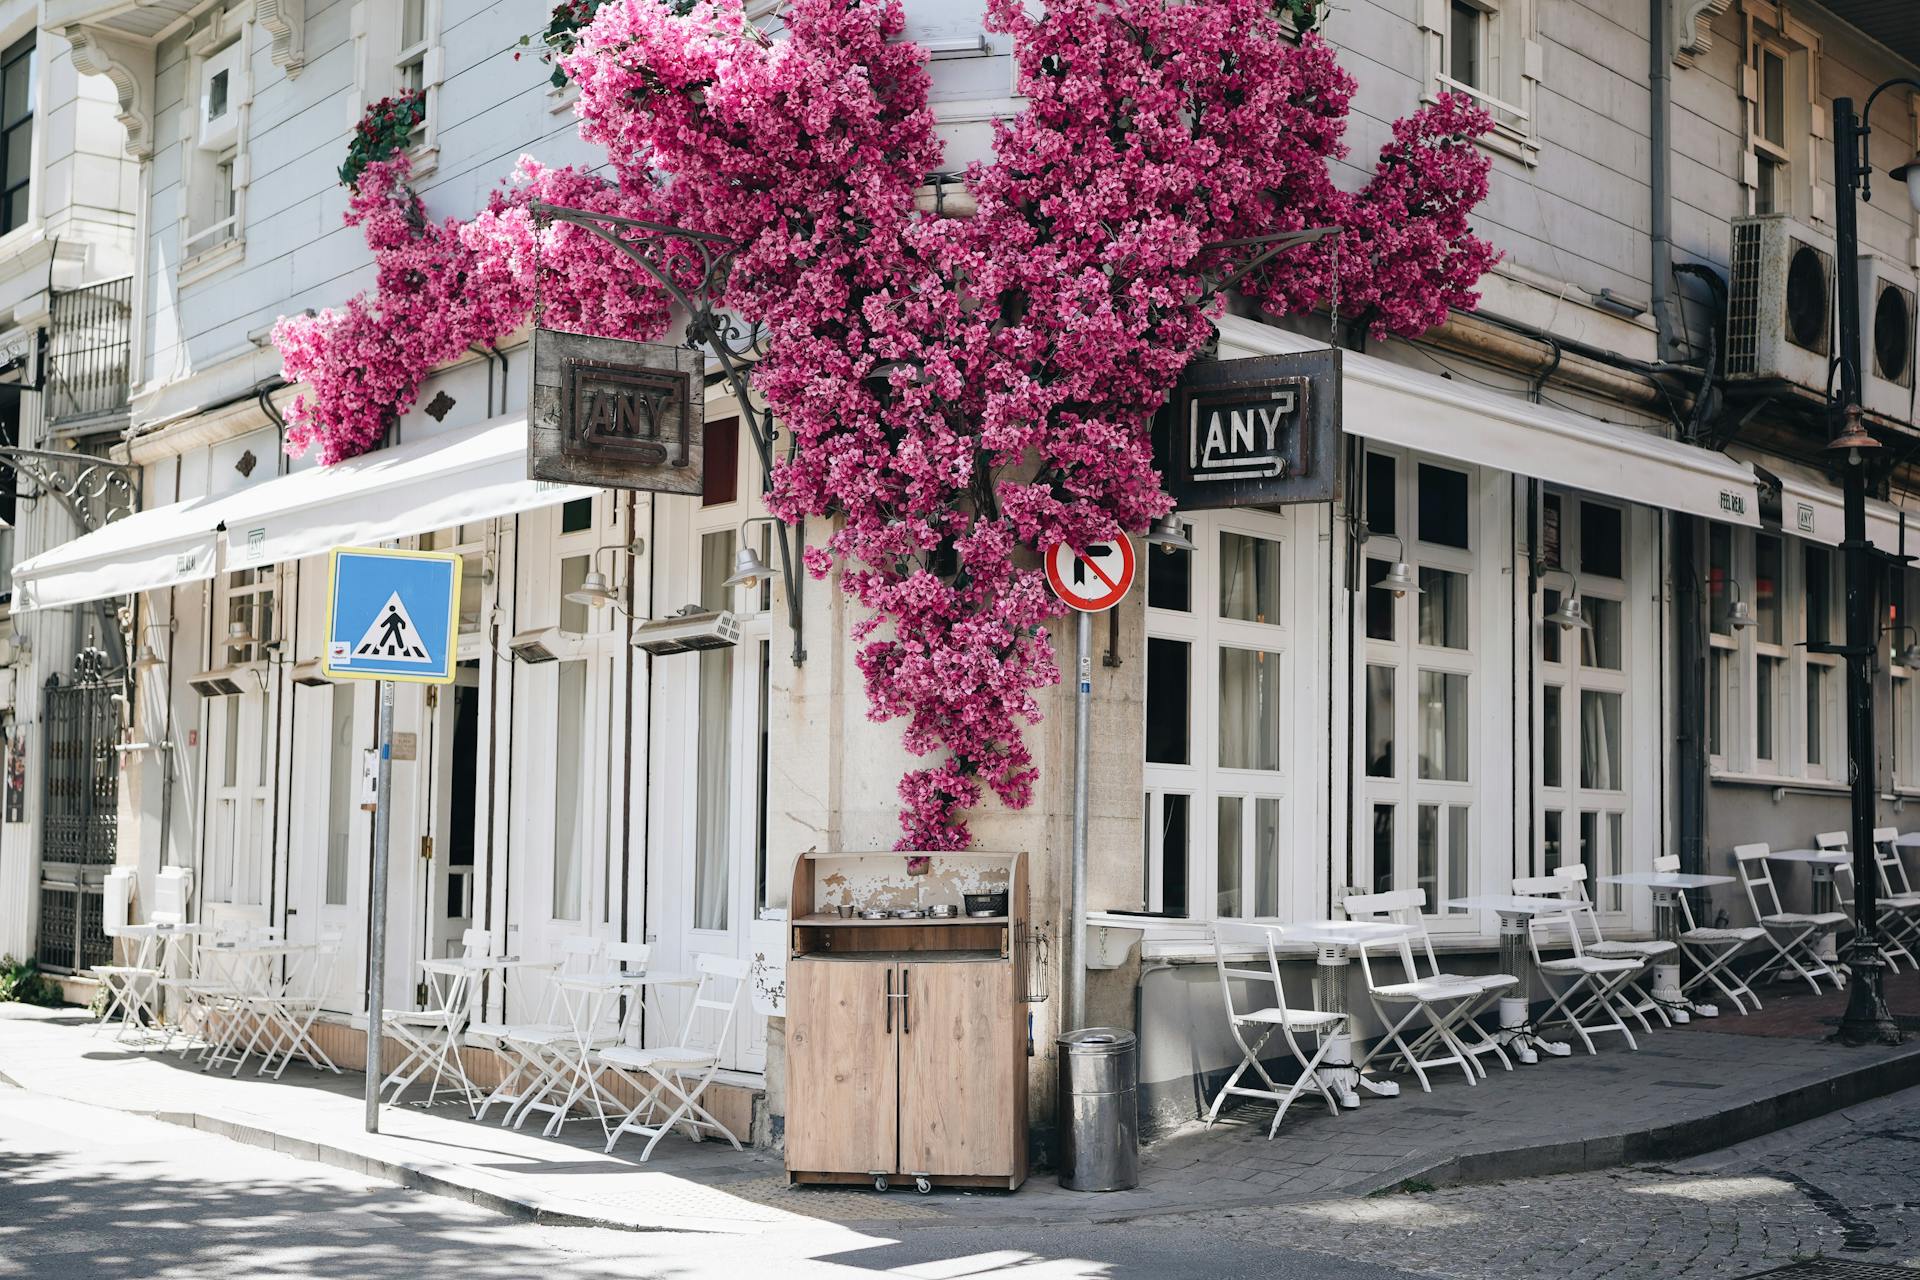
[256,0,305,76]
[59,25,155,160]
[1674,0,1733,69]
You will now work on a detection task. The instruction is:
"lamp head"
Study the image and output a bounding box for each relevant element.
[1546,593,1591,631]
[1376,560,1422,598]
[563,569,619,610]
[133,644,164,673]
[1892,154,1920,216]
[225,619,256,649]
[722,544,772,591]
[1145,512,1196,555]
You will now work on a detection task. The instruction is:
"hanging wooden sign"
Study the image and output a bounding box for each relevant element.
[1152,348,1343,510]
[528,327,705,494]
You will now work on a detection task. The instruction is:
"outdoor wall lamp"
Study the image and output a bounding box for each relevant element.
[225,618,257,651]
[1145,510,1196,555]
[1537,567,1592,632]
[1883,624,1920,669]
[1722,578,1759,631]
[1366,534,1422,598]
[132,621,174,675]
[564,541,646,612]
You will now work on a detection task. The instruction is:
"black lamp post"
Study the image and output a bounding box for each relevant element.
[1827,80,1920,1047]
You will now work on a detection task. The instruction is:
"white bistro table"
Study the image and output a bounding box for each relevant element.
[532,970,698,1137]
[1265,919,1414,1108]
[1444,894,1579,1063]
[1599,871,1734,1020]
[1766,849,1850,965]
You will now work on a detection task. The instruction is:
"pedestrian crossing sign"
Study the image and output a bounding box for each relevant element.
[323,547,462,684]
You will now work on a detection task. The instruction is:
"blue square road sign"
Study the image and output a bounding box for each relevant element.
[323,547,462,684]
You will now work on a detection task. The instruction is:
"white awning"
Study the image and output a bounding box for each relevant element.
[1214,316,1761,527]
[1734,452,1918,557]
[11,415,593,611]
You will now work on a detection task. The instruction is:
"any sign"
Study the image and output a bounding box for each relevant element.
[323,547,462,685]
[1044,538,1135,613]
[1153,348,1343,511]
[528,327,705,495]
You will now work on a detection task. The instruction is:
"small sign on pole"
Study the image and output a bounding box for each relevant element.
[324,547,462,1134]
[1044,538,1136,614]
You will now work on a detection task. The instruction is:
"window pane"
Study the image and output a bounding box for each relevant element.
[1367,453,1397,537]
[1899,677,1914,786]
[1580,597,1622,670]
[1418,670,1469,781]
[1605,812,1624,911]
[1217,796,1242,918]
[1709,524,1732,635]
[561,497,593,534]
[2,49,28,126]
[1159,793,1189,918]
[1366,557,1396,641]
[1417,464,1470,549]
[1448,0,1479,87]
[1218,647,1282,770]
[1146,528,1192,612]
[1761,49,1785,146]
[695,642,733,931]
[325,688,355,906]
[1757,655,1781,763]
[1755,535,1783,644]
[1542,685,1562,788]
[1541,589,1562,664]
[1255,797,1281,918]
[551,660,586,922]
[1804,546,1832,646]
[4,124,27,188]
[1580,502,1623,579]
[1540,493,1564,571]
[1580,690,1622,791]
[1543,809,1563,875]
[1365,665,1394,778]
[402,0,427,47]
[1418,567,1469,649]
[223,697,240,788]
[1807,664,1826,767]
[559,554,590,635]
[1579,811,1597,882]
[1447,806,1469,914]
[1371,804,1395,894]
[1219,532,1282,624]
[699,530,734,611]
[1145,637,1190,765]
[1417,804,1439,910]
[1709,648,1726,758]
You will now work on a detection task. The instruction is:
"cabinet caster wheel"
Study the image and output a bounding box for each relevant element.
[873,1175,889,1193]
[914,1177,932,1195]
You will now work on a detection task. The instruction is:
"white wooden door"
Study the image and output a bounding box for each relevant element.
[285,677,372,1012]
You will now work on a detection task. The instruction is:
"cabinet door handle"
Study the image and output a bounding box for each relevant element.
[902,967,910,1036]
[885,968,893,1033]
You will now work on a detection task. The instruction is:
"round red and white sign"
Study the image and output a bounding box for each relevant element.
[1044,537,1136,612]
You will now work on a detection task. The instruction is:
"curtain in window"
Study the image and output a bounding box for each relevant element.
[694,532,736,932]
[551,660,587,921]
[1579,690,1620,792]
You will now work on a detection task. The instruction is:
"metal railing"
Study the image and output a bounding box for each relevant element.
[45,276,133,428]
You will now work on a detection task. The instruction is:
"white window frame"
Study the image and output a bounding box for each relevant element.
[1890,569,1920,794]
[351,0,444,179]
[1143,508,1304,926]
[1418,0,1539,166]
[1741,6,1824,224]
[179,12,254,282]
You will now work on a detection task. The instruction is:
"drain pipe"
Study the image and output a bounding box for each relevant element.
[1650,0,1678,362]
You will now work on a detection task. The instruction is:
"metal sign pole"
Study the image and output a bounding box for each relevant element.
[1068,609,1091,1034]
[364,678,394,1133]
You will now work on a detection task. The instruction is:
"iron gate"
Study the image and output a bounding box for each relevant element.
[37,647,119,974]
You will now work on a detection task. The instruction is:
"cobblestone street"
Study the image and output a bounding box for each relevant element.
[1199,1088,1920,1279]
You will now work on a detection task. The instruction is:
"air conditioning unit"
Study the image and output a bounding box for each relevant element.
[1726,214,1836,395]
[633,607,739,656]
[197,41,243,152]
[1860,252,1917,424]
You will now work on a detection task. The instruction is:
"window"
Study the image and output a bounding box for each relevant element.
[1362,450,1476,915]
[0,35,32,236]
[396,0,430,147]
[355,0,443,168]
[1424,0,1538,163]
[1710,525,1844,781]
[221,568,275,664]
[1144,511,1294,920]
[1537,491,1632,910]
[551,659,587,922]
[1753,44,1789,214]
[325,686,358,906]
[695,530,735,931]
[1743,19,1819,222]
[182,30,247,267]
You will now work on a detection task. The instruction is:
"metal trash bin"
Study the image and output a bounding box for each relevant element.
[1056,1027,1138,1191]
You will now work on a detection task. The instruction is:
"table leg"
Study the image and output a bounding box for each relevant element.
[1495,911,1569,1062]
[1310,946,1396,1107]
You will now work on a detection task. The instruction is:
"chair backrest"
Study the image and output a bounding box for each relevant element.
[1875,829,1918,895]
[1815,830,1848,852]
[1652,855,1709,929]
[291,931,345,1001]
[603,940,651,972]
[1211,922,1278,1022]
[1550,863,1611,945]
[678,953,750,1054]
[1341,888,1440,982]
[461,927,494,959]
[1733,843,1780,918]
[1654,854,1680,873]
[1512,874,1583,960]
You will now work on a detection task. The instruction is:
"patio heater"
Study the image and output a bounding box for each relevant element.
[1825,81,1920,1047]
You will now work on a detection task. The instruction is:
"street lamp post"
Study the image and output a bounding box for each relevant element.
[1827,81,1920,1047]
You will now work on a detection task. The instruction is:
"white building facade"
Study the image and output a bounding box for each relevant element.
[4,0,1917,1146]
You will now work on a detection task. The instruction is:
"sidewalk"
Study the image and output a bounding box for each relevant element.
[4,975,1919,1236]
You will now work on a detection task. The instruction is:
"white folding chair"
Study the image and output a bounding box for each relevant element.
[91,928,167,1044]
[1655,854,1766,1014]
[1515,874,1643,1054]
[1735,843,1845,993]
[489,937,632,1130]
[597,954,749,1160]
[1199,923,1347,1137]
[472,935,603,1124]
[1872,827,1920,958]
[1822,830,1916,973]
[1342,889,1513,1077]
[1347,904,1484,1091]
[382,927,491,1110]
[1551,864,1676,1031]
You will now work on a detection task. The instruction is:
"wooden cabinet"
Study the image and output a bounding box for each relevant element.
[785,852,1028,1191]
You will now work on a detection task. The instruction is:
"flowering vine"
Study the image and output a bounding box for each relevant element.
[275,0,1495,848]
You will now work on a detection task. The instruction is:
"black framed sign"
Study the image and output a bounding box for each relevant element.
[1152,348,1343,510]
[529,327,705,494]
